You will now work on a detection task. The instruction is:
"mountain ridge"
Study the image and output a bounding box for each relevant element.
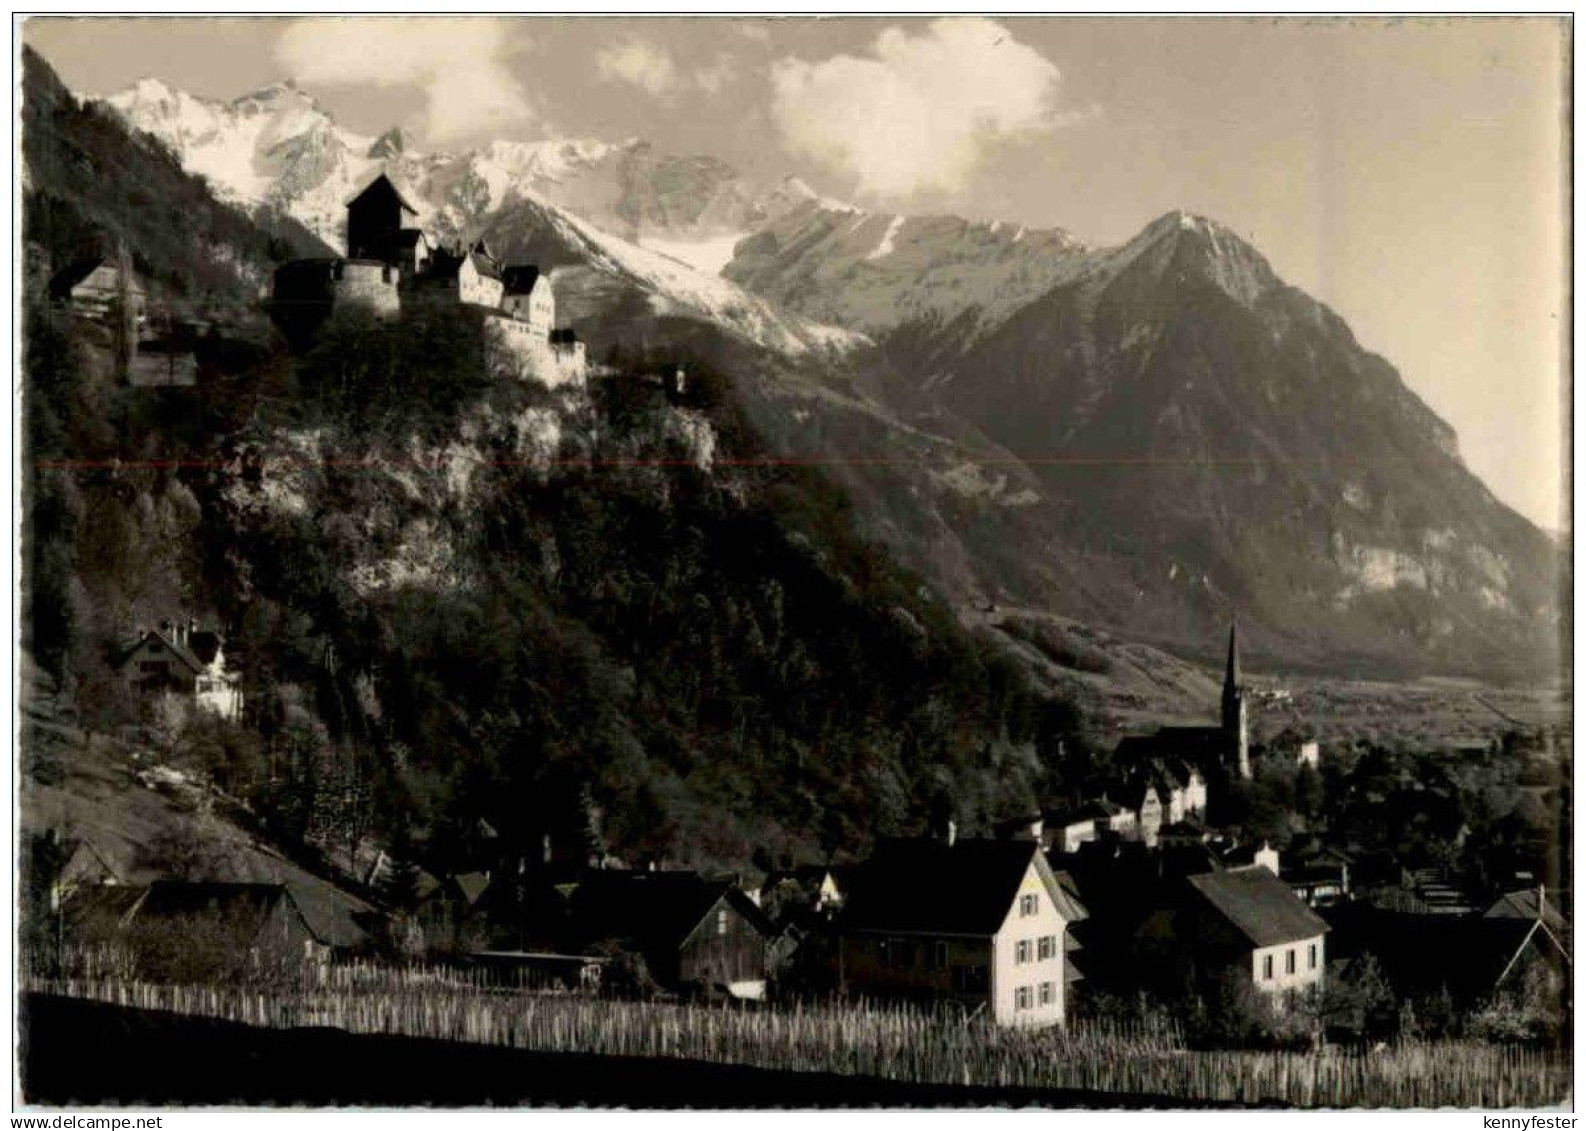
[90,68,1562,681]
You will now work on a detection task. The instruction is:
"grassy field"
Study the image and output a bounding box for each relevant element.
[27,972,1570,1109]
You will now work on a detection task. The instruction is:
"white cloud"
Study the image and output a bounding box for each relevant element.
[693,55,738,95]
[275,17,531,143]
[596,39,679,96]
[770,18,1075,199]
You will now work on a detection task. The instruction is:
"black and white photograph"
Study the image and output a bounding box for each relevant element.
[11,11,1574,1112]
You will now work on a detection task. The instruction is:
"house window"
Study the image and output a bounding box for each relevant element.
[1037,936,1056,961]
[1015,940,1032,964]
[1262,954,1274,980]
[1015,986,1032,1010]
[1038,982,1054,1006]
[1286,949,1296,975]
[717,909,728,936]
[932,940,949,969]
[1308,943,1317,970]
[1019,893,1039,917]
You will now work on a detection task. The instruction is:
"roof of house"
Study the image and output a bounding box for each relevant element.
[49,257,147,300]
[346,172,420,214]
[561,871,776,956]
[1187,867,1328,947]
[1485,889,1568,934]
[1327,904,1570,1003]
[117,627,205,675]
[135,880,313,946]
[62,884,148,944]
[501,265,543,295]
[841,838,1086,937]
[470,250,503,281]
[454,872,491,907]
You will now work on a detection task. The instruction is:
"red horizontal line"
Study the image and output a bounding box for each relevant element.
[32,456,1418,471]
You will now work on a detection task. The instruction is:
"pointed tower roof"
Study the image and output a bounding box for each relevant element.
[1224,620,1242,692]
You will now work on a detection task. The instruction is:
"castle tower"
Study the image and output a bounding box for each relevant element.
[1221,620,1250,780]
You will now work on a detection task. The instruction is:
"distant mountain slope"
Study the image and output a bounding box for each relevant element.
[723,200,1091,341]
[724,205,1560,679]
[474,191,868,359]
[101,77,813,265]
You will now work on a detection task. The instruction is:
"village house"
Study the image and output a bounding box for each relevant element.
[1136,866,1329,1002]
[551,871,778,999]
[1283,843,1354,908]
[23,829,119,915]
[115,618,242,720]
[414,871,492,956]
[69,881,332,981]
[835,837,1087,1027]
[1328,898,1570,1012]
[1041,807,1097,855]
[1220,840,1282,876]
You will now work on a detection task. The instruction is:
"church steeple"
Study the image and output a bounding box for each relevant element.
[1223,619,1242,695]
[1221,620,1250,780]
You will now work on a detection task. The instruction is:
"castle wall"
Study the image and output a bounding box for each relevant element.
[482,314,587,391]
[332,260,400,318]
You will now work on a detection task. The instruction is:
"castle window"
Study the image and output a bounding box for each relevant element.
[1286,949,1296,975]
[1309,944,1317,970]
[1262,954,1274,980]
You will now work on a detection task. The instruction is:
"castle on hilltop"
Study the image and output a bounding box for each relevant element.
[269,173,586,388]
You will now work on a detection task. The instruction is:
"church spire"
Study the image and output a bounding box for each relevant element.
[1221,619,1250,780]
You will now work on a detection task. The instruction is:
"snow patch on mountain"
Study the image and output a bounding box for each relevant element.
[724,203,1093,340]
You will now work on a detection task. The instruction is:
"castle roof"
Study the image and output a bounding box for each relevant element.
[345,172,420,215]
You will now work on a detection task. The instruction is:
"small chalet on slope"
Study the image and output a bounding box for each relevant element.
[48,255,147,326]
[69,881,329,980]
[1136,866,1328,1001]
[115,619,241,720]
[554,871,778,999]
[836,837,1087,1027]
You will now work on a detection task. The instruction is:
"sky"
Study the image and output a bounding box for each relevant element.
[23,16,1570,531]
